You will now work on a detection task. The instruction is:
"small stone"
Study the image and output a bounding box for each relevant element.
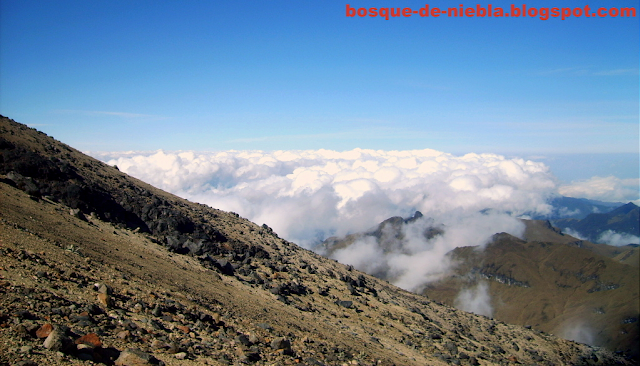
[256,323,272,331]
[97,283,111,294]
[43,327,66,351]
[151,339,166,348]
[240,348,261,362]
[270,337,292,352]
[177,325,190,333]
[167,342,180,354]
[151,305,162,317]
[20,345,33,353]
[15,310,33,320]
[175,352,188,360]
[236,334,252,346]
[12,324,29,338]
[75,333,102,348]
[116,330,131,339]
[70,208,85,219]
[114,348,162,365]
[97,293,113,307]
[212,312,222,324]
[249,333,261,344]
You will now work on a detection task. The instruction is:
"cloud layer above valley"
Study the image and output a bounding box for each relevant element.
[94,148,558,247]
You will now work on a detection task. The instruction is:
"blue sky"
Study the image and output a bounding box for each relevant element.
[1,0,638,181]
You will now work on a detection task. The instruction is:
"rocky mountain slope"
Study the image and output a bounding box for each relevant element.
[322,211,639,361]
[0,115,634,365]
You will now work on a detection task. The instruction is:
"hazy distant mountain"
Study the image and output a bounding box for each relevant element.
[535,196,623,220]
[4,115,633,365]
[553,202,639,245]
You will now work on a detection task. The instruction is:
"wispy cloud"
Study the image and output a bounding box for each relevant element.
[537,66,639,77]
[227,131,355,144]
[227,127,443,144]
[594,68,639,76]
[393,79,453,91]
[489,120,638,135]
[454,281,494,317]
[53,109,168,120]
[537,67,590,76]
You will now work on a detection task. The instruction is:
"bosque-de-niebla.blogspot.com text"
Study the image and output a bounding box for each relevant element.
[346,4,637,20]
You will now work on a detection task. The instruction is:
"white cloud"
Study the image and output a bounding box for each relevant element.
[563,228,587,241]
[454,281,494,317]
[329,210,525,291]
[91,148,640,291]
[92,149,557,248]
[559,176,640,204]
[598,230,640,246]
[557,207,581,218]
[331,237,388,278]
[558,321,595,346]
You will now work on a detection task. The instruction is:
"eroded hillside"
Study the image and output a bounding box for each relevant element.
[423,230,639,358]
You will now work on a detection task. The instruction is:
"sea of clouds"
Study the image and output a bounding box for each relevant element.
[91,148,638,293]
[94,149,560,245]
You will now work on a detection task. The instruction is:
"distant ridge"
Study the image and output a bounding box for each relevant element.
[532,196,623,220]
[554,202,639,244]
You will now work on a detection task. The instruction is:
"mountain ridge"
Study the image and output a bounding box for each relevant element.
[0,115,634,365]
[322,211,639,359]
[553,203,639,244]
